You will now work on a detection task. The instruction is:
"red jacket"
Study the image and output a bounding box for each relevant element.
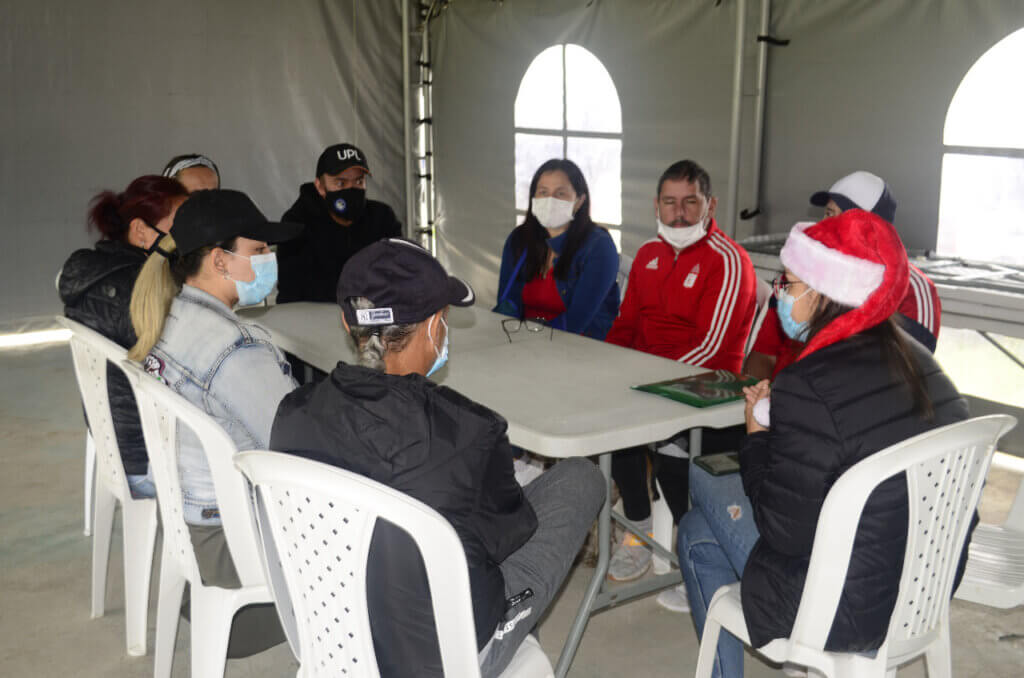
[607,220,757,372]
[900,263,942,339]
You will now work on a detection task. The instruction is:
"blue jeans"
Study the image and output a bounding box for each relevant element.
[678,462,761,678]
[127,470,156,499]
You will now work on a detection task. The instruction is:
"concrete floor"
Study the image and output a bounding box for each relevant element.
[3,341,1024,677]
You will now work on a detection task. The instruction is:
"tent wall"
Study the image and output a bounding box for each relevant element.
[0,0,404,329]
[431,0,1024,306]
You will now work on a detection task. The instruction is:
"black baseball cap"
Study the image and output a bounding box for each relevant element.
[316,143,371,177]
[171,189,303,256]
[336,238,475,326]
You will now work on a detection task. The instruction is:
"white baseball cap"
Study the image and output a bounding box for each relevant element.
[809,170,897,224]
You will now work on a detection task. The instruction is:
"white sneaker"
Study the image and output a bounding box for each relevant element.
[607,531,653,582]
[782,664,808,677]
[655,584,690,612]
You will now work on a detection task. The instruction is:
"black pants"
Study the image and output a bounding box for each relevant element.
[610,425,748,525]
[285,351,328,386]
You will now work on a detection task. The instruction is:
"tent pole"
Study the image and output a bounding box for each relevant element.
[402,0,414,239]
[724,0,747,238]
[747,0,771,230]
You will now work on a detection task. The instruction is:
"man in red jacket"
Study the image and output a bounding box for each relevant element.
[605,160,757,606]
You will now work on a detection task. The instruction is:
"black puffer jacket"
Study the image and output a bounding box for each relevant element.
[270,362,537,676]
[59,240,148,475]
[276,183,402,303]
[739,331,970,651]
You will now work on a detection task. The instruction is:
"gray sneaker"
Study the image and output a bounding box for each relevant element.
[607,531,653,582]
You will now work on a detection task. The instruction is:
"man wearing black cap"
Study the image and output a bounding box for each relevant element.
[275,143,402,304]
[270,239,604,678]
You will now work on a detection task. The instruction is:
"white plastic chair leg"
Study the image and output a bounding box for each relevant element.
[84,432,96,536]
[121,498,158,656]
[923,624,952,678]
[695,615,723,678]
[652,479,673,575]
[154,556,187,678]
[190,589,236,678]
[91,485,117,618]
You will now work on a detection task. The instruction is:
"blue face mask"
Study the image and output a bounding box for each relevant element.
[426,315,449,377]
[776,288,811,342]
[226,251,278,306]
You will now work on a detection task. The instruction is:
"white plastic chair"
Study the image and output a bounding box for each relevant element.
[234,450,554,678]
[695,414,1017,678]
[122,360,274,678]
[955,470,1024,608]
[617,252,634,301]
[59,317,158,657]
[743,277,774,358]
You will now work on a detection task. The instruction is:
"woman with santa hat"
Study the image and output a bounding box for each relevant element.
[678,209,970,678]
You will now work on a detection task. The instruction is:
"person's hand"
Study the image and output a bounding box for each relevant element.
[743,380,771,433]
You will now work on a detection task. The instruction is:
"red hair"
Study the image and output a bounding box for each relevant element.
[87,175,188,242]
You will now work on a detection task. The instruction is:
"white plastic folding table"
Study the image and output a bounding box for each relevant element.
[243,302,745,677]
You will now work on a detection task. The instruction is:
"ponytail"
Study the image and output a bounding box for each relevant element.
[128,234,238,360]
[88,191,128,240]
[87,175,188,244]
[345,297,418,371]
[128,236,181,360]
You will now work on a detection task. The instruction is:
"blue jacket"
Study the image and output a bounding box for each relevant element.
[494,227,620,340]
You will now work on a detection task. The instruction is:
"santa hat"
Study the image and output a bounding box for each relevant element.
[779,209,909,360]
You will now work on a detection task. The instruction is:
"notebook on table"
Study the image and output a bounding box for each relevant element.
[632,370,757,408]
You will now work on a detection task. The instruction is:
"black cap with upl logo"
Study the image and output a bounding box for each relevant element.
[336,238,475,327]
[170,189,303,255]
[316,143,372,177]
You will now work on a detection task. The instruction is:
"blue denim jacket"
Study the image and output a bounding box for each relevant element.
[143,285,296,525]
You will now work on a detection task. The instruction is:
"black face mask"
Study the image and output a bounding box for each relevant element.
[324,188,367,222]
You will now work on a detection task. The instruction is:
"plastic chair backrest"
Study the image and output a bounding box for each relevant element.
[59,317,132,497]
[121,360,266,586]
[234,450,482,678]
[743,277,773,359]
[789,414,1017,658]
[617,252,634,301]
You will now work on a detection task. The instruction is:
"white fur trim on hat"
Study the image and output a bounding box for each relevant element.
[779,222,885,307]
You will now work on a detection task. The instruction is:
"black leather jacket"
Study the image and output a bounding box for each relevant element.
[271,362,537,676]
[739,331,970,651]
[59,240,148,475]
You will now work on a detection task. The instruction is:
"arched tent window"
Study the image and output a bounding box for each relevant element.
[937,27,1024,265]
[514,44,622,247]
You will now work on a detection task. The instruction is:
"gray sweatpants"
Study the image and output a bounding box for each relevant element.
[479,457,606,677]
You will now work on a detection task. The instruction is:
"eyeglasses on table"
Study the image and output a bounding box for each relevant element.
[501,317,554,343]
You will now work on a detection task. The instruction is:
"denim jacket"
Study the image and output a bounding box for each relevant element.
[143,285,296,525]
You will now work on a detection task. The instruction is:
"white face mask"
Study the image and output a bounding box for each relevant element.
[532,196,575,231]
[656,210,706,251]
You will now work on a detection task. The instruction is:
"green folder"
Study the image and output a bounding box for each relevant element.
[632,370,758,408]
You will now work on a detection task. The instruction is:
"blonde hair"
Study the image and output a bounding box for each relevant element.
[128,235,182,360]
